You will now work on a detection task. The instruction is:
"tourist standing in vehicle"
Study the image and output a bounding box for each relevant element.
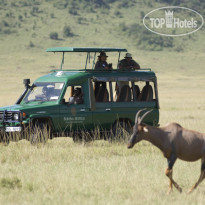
[94,52,112,70]
[118,53,140,70]
[116,53,140,100]
[94,52,112,98]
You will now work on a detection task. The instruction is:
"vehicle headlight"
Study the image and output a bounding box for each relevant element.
[14,113,19,120]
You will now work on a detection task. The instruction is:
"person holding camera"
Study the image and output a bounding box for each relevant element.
[94,52,112,97]
[94,52,112,70]
[116,53,140,99]
[118,53,140,70]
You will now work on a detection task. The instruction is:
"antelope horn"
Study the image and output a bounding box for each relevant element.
[135,108,147,124]
[138,109,153,124]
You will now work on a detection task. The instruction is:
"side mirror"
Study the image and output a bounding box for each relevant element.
[23,79,30,88]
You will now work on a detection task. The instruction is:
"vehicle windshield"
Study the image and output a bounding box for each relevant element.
[22,82,64,103]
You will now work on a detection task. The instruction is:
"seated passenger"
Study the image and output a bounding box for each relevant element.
[118,53,140,70]
[42,85,54,100]
[69,88,83,104]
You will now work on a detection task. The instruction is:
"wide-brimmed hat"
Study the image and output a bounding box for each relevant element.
[124,53,132,58]
[98,52,108,57]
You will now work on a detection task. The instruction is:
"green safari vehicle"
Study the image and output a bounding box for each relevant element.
[0,47,159,143]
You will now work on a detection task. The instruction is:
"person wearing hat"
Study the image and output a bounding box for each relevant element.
[118,53,140,70]
[116,53,140,99]
[94,52,112,97]
[94,52,112,70]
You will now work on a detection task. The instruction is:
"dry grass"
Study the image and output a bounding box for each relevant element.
[0,139,205,205]
[0,1,205,203]
[0,52,205,204]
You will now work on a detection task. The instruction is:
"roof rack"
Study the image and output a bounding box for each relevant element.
[47,47,128,70]
[46,47,127,53]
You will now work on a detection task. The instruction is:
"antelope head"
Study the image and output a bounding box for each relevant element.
[127,109,152,149]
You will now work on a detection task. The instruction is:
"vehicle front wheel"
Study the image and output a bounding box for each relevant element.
[29,122,51,145]
[0,132,10,145]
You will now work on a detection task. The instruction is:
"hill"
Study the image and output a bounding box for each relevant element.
[0,0,204,105]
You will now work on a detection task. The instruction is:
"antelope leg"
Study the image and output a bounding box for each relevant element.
[165,168,182,193]
[166,169,173,194]
[166,154,182,193]
[188,160,205,194]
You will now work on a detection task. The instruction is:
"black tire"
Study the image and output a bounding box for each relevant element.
[111,120,132,142]
[72,131,82,143]
[30,122,51,145]
[72,130,93,143]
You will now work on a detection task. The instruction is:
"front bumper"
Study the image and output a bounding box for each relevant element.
[0,110,24,134]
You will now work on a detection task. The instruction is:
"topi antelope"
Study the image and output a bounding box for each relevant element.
[127,109,205,193]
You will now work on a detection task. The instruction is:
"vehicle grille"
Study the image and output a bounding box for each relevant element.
[0,111,19,122]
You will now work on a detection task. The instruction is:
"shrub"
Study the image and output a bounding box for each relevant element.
[50,13,54,18]
[4,29,12,34]
[29,41,34,47]
[114,11,122,18]
[0,177,22,189]
[69,8,78,15]
[63,26,73,37]
[18,15,23,21]
[3,20,9,27]
[49,32,58,40]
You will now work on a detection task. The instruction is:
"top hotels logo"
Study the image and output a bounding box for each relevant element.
[143,6,204,36]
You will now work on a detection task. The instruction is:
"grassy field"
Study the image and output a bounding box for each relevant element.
[0,0,205,204]
[1,139,205,205]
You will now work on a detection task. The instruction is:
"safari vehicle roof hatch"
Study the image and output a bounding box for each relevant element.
[46,47,127,70]
[46,47,127,52]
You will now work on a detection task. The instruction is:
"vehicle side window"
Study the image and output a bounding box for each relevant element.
[133,81,155,102]
[63,85,84,104]
[92,80,156,103]
[112,81,156,102]
[94,81,110,103]
[115,81,132,102]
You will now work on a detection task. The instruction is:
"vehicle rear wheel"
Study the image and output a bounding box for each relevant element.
[72,130,93,143]
[111,120,132,142]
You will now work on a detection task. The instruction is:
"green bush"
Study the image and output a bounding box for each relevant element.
[29,41,35,47]
[0,177,22,189]
[63,26,73,37]
[49,32,58,40]
[114,11,123,18]
[69,8,78,15]
[50,13,54,18]
[18,15,23,21]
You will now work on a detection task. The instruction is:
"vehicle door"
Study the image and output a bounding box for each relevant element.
[91,79,117,130]
[59,83,93,133]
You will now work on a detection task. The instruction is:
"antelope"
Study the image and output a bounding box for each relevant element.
[127,109,205,193]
